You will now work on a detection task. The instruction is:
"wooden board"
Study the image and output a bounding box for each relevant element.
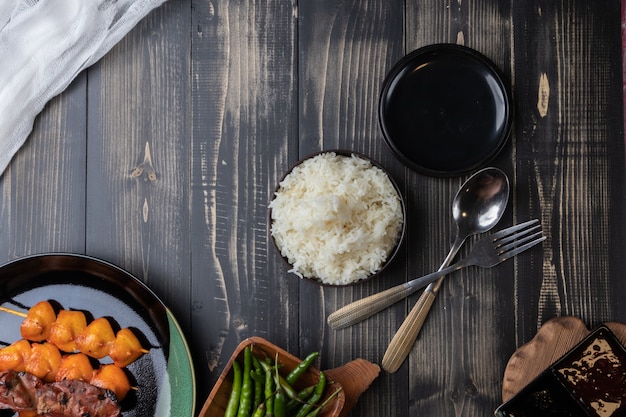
[0,1,623,416]
[502,316,626,402]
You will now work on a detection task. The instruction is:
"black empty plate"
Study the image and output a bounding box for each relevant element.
[379,44,512,177]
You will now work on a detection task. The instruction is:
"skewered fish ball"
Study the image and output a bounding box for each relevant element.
[109,328,145,368]
[48,310,87,353]
[0,342,132,401]
[75,317,116,359]
[55,353,94,383]
[90,364,132,401]
[0,339,31,372]
[24,342,61,382]
[5,301,149,368]
[20,301,56,342]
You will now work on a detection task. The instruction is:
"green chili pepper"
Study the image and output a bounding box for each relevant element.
[293,371,326,417]
[273,358,286,417]
[259,359,299,401]
[264,359,274,417]
[224,361,242,417]
[285,385,316,412]
[252,402,266,417]
[237,347,253,417]
[251,353,264,410]
[250,368,265,385]
[286,351,319,385]
[303,387,342,417]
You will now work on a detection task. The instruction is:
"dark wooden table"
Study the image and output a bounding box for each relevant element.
[0,0,624,415]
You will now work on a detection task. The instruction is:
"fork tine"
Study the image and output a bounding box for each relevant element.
[499,235,546,261]
[498,231,544,254]
[496,224,541,246]
[490,219,539,240]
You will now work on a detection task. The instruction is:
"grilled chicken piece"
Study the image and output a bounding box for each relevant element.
[0,340,32,372]
[55,353,94,384]
[20,301,56,342]
[90,364,131,401]
[48,311,87,353]
[24,343,62,382]
[0,341,132,401]
[75,318,115,359]
[109,328,145,368]
[19,302,147,367]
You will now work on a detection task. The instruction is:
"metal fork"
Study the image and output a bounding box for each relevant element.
[327,219,545,330]
[381,219,546,373]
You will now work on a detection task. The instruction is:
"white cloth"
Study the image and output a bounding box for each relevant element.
[0,0,167,176]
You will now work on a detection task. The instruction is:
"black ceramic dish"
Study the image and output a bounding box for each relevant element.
[269,150,406,287]
[379,44,512,177]
[495,326,626,417]
[0,253,195,417]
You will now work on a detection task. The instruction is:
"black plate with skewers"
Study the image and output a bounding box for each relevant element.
[0,253,195,417]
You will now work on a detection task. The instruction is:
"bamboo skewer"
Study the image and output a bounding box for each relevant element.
[0,303,149,354]
[0,305,27,317]
[0,303,143,397]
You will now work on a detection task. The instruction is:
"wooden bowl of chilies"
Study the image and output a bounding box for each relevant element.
[199,337,380,417]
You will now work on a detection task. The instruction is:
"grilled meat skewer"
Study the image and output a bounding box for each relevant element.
[0,341,132,401]
[17,301,148,367]
[0,370,121,417]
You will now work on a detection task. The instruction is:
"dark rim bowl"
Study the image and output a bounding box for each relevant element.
[379,43,513,177]
[269,150,406,287]
[0,253,196,417]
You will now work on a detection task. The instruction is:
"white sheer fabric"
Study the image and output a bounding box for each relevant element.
[0,0,167,176]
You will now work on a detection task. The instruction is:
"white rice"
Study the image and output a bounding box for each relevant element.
[270,152,404,285]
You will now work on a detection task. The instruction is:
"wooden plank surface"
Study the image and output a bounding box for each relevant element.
[189,0,299,401]
[86,0,192,324]
[0,1,623,416]
[512,0,626,340]
[399,2,517,416]
[0,76,87,257]
[298,2,409,415]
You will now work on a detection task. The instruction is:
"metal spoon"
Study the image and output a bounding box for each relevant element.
[381,167,509,373]
[328,167,510,330]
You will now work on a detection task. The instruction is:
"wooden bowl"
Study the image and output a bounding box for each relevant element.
[199,337,381,417]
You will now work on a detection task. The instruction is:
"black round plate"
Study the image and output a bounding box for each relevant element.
[0,253,195,417]
[379,44,512,177]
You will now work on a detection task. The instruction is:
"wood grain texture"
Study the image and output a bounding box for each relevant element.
[85,2,192,319]
[402,2,516,416]
[190,0,299,401]
[0,76,87,258]
[512,0,626,341]
[298,1,409,416]
[0,0,623,415]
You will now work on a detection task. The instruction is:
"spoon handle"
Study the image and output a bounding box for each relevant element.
[381,281,440,373]
[381,235,466,373]
[327,263,464,330]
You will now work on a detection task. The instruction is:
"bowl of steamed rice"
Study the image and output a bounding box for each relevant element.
[269,151,405,286]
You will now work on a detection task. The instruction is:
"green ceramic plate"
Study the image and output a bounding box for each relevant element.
[0,253,195,417]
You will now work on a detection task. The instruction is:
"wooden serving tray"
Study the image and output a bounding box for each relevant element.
[199,337,380,417]
[501,316,626,402]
